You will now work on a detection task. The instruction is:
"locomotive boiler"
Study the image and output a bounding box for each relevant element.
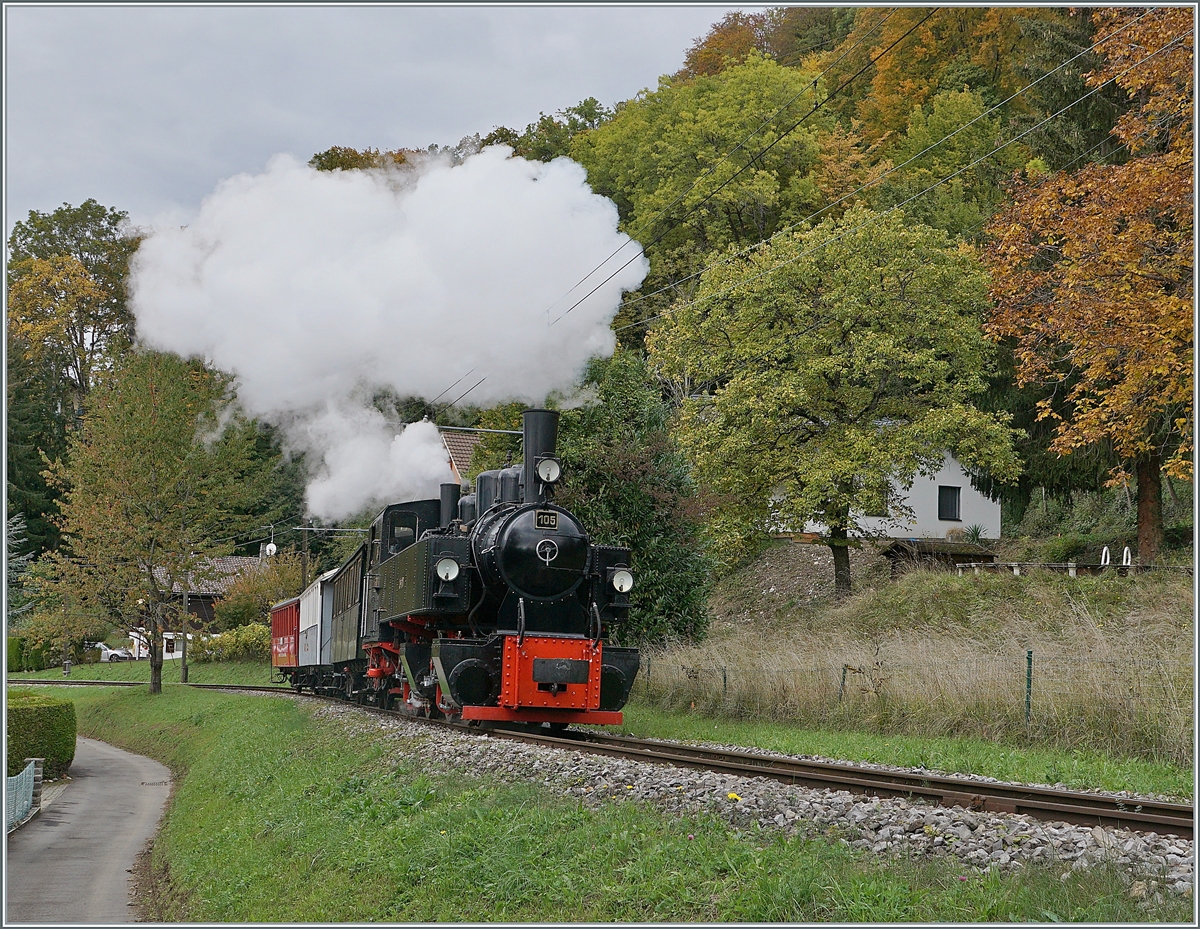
[271,409,640,727]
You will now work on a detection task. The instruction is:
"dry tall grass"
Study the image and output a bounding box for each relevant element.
[636,566,1194,765]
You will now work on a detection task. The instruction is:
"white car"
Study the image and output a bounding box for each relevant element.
[99,645,134,662]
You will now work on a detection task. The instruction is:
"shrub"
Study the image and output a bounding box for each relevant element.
[7,690,76,778]
[6,636,49,672]
[192,623,271,663]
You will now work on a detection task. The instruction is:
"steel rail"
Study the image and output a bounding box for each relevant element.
[16,678,1191,838]
[480,728,1192,839]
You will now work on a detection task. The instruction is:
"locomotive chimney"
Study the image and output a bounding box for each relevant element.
[522,409,560,505]
[440,482,461,528]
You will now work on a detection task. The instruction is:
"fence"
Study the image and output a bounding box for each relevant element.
[635,653,1193,764]
[6,759,39,833]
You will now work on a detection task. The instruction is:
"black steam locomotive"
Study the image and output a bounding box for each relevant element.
[270,409,640,726]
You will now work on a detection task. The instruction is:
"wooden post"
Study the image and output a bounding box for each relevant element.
[180,583,190,684]
[301,528,309,589]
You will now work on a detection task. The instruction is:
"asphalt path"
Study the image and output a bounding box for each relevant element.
[6,736,172,925]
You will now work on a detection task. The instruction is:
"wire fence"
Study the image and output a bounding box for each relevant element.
[634,653,1194,765]
[6,761,36,833]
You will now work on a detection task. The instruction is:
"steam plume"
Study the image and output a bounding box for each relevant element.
[130,148,647,519]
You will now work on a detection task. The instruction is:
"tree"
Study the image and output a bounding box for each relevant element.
[212,553,304,630]
[6,200,141,553]
[870,89,1026,239]
[6,333,67,554]
[648,208,1020,594]
[481,98,613,163]
[570,54,831,338]
[31,351,270,693]
[984,7,1192,562]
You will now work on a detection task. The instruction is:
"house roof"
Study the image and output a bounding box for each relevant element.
[441,430,482,480]
[153,556,263,597]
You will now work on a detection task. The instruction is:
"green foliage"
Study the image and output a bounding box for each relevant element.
[7,636,49,672]
[308,146,409,172]
[6,690,76,778]
[192,623,271,663]
[482,97,612,162]
[649,207,1020,584]
[212,554,303,630]
[871,89,1025,238]
[555,351,713,644]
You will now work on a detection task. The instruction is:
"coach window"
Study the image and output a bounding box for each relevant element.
[388,513,418,554]
[938,486,961,522]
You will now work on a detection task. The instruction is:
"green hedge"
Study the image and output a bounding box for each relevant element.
[7,636,50,673]
[192,623,271,663]
[7,690,77,778]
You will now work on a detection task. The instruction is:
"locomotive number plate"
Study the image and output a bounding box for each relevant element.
[535,510,559,531]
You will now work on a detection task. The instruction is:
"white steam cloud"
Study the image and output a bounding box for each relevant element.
[130,148,647,520]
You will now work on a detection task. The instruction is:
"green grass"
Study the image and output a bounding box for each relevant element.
[7,659,276,686]
[615,702,1194,800]
[40,684,1193,922]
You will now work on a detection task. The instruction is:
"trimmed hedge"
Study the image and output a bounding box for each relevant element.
[7,636,50,673]
[7,690,76,778]
[193,623,271,663]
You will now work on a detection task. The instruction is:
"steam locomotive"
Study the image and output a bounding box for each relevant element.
[269,409,640,727]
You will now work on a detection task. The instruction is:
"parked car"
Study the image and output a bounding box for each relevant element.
[101,645,134,662]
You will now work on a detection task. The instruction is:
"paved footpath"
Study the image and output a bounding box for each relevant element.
[6,737,172,925]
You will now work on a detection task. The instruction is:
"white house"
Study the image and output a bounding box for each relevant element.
[128,630,194,661]
[802,452,1001,541]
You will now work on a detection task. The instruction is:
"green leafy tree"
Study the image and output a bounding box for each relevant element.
[481,98,613,163]
[6,200,141,553]
[30,351,272,693]
[649,208,1020,594]
[870,89,1026,239]
[212,553,304,630]
[467,355,712,645]
[570,54,831,337]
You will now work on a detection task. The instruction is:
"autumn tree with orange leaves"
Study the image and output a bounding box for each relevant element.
[985,7,1193,562]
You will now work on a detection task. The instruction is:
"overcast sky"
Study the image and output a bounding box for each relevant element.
[4,4,751,234]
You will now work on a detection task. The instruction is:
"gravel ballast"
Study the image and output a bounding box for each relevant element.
[308,699,1194,900]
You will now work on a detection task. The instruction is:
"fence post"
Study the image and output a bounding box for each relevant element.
[1025,650,1033,726]
[838,665,848,703]
[721,667,727,695]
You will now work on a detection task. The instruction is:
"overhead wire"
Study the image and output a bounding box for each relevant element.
[548,8,937,328]
[534,9,897,324]
[613,7,1156,332]
[621,23,1191,338]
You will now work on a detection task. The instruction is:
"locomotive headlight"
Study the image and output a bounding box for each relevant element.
[536,457,561,484]
[435,557,460,582]
[612,569,634,594]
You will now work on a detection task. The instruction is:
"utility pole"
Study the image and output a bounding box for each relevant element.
[180,577,190,684]
[301,528,309,589]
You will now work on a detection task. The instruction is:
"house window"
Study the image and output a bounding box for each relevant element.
[938,486,961,521]
[165,637,176,654]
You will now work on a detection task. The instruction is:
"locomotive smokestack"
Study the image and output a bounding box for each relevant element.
[440,482,461,528]
[522,409,560,505]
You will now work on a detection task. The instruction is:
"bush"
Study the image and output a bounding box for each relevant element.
[6,636,49,672]
[192,623,271,663]
[7,690,76,778]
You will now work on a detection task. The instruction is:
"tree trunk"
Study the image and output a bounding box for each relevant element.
[1136,452,1164,563]
[149,607,163,695]
[829,527,852,597]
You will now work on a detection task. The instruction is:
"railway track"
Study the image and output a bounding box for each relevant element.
[16,677,1192,839]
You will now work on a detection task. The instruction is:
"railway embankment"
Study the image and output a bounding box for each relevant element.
[26,680,1195,921]
[638,541,1193,766]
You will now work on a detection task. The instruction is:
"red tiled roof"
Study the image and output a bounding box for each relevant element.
[442,431,482,480]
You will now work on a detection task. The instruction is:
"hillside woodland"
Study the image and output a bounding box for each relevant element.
[7,8,1193,661]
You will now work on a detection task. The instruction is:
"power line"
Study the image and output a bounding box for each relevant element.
[614,8,1156,332]
[548,9,937,329]
[535,9,897,326]
[624,24,1192,338]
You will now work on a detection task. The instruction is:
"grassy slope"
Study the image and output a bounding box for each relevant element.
[7,660,276,686]
[46,684,1189,923]
[641,543,1194,766]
